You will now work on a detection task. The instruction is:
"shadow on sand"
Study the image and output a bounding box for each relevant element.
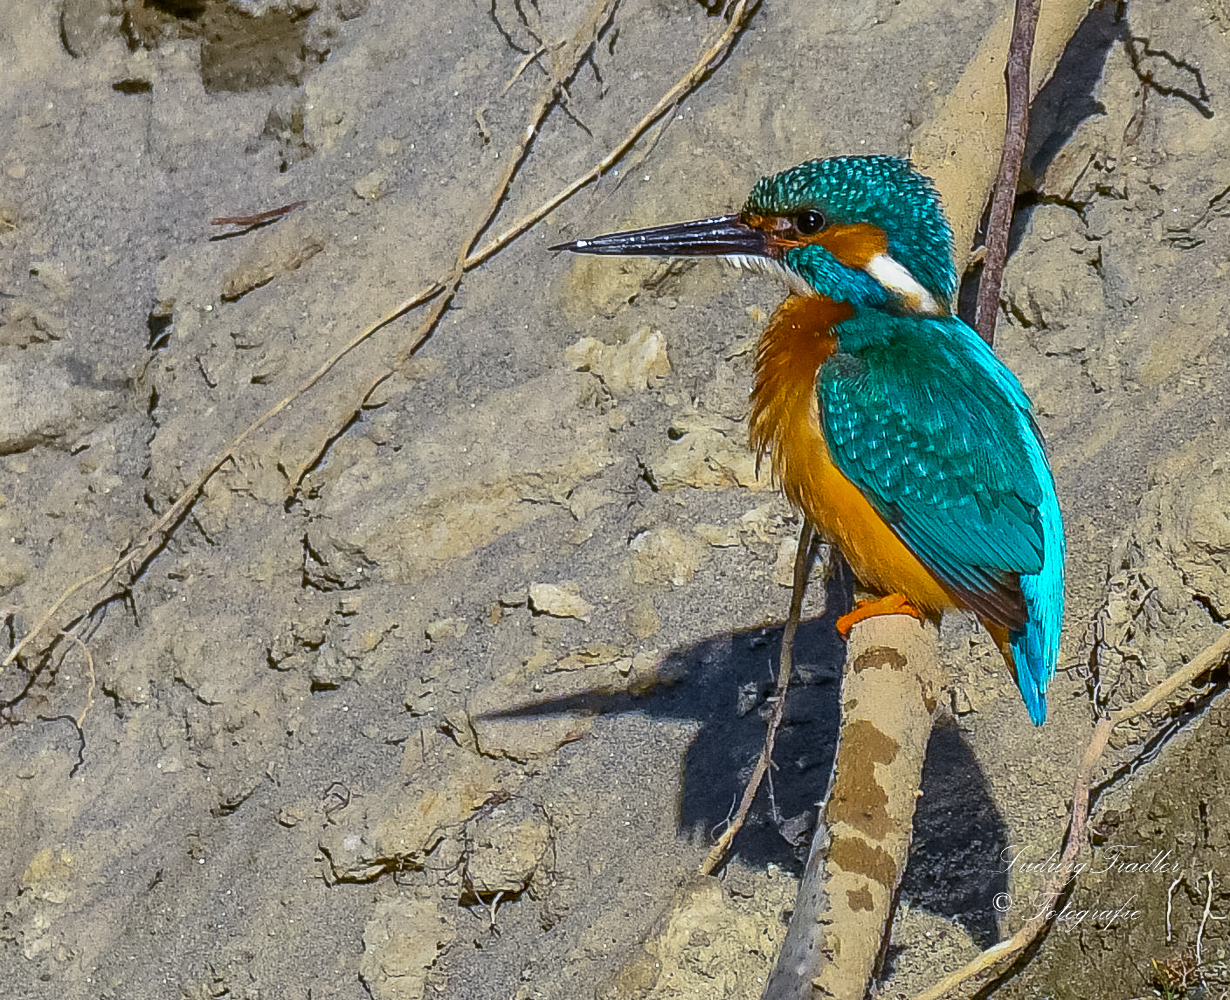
[483,571,1009,946]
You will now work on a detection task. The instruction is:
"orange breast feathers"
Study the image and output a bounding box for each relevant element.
[748,295,957,614]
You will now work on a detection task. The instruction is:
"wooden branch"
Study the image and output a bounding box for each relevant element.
[764,614,946,1000]
[973,0,1041,345]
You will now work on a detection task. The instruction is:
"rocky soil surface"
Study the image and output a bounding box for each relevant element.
[2,2,1229,999]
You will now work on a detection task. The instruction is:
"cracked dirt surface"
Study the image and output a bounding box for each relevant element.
[2,2,1230,998]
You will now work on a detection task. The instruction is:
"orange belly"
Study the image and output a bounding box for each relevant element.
[749,295,957,615]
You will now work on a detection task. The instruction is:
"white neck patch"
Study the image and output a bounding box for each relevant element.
[865,254,942,315]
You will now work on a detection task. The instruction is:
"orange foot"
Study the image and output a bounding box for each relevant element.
[835,593,929,640]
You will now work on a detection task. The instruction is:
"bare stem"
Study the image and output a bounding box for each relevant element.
[700,520,816,876]
[973,0,1040,345]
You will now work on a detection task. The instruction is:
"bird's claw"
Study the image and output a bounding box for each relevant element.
[835,593,928,639]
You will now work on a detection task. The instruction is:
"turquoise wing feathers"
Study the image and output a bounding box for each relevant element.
[819,313,1065,724]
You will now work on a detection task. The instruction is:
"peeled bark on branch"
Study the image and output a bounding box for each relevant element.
[764,614,946,1000]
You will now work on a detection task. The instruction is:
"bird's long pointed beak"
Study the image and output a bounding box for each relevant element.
[549,214,768,258]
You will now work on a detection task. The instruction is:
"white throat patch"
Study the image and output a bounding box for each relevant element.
[724,254,814,298]
[865,254,942,315]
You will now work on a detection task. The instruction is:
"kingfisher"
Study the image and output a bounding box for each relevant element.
[551,156,1064,724]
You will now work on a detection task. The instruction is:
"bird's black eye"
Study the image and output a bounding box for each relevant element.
[795,210,825,235]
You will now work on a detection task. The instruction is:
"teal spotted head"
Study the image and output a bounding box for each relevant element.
[552,155,956,315]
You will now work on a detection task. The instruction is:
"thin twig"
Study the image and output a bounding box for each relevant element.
[909,625,1230,1000]
[700,520,815,876]
[973,0,1040,345]
[486,889,505,930]
[210,200,306,229]
[3,0,759,674]
[1167,874,1184,943]
[1110,626,1230,724]
[399,0,621,362]
[472,0,621,265]
[502,43,554,95]
[463,0,759,275]
[1196,869,1222,967]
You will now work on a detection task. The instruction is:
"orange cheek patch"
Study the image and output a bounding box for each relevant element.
[817,223,888,269]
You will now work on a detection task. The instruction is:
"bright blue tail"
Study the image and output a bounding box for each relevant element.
[1009,442,1065,725]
